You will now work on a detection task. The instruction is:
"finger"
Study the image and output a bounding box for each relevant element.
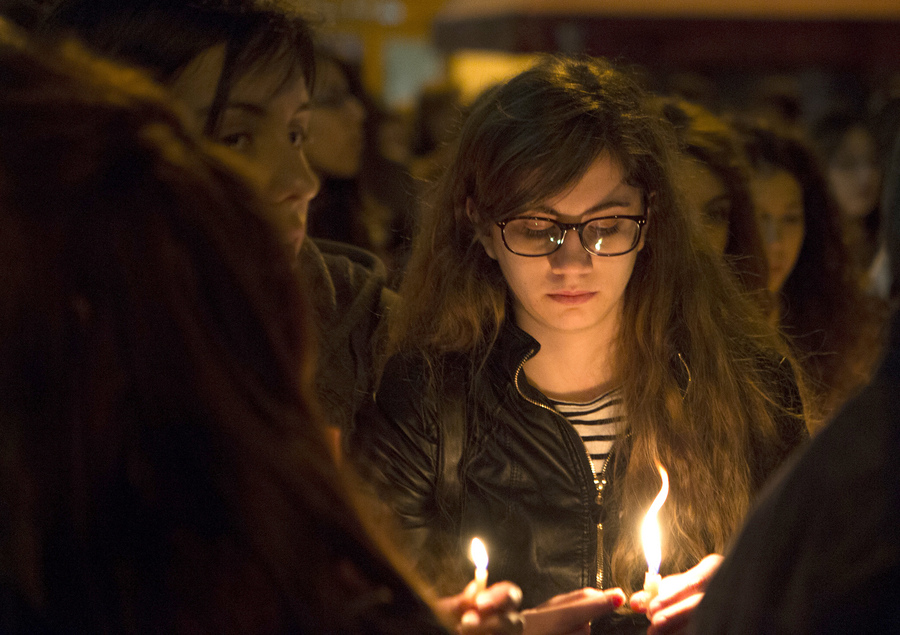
[475,581,524,613]
[628,590,649,613]
[454,583,524,634]
[647,590,703,635]
[433,583,488,624]
[651,554,723,613]
[462,579,480,602]
[539,587,609,608]
[686,554,723,586]
[459,608,482,632]
[433,594,465,625]
[523,589,626,635]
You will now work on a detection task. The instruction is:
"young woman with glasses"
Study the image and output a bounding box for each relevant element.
[655,97,769,308]
[351,56,809,635]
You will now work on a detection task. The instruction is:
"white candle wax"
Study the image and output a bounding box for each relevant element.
[474,565,488,593]
[470,538,489,593]
[644,571,661,601]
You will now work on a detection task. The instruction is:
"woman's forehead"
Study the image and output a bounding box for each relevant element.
[313,58,347,89]
[230,57,310,105]
[168,44,226,118]
[169,43,309,121]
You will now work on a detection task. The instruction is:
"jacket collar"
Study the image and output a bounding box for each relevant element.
[487,318,541,384]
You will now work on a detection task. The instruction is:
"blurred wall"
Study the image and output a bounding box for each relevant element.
[306,0,447,108]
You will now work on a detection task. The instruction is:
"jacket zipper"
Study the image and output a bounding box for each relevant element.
[512,353,609,589]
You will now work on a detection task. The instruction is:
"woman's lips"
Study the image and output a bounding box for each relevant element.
[548,291,596,305]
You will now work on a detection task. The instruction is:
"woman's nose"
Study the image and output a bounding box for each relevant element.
[549,229,592,271]
[344,94,366,124]
[759,217,782,245]
[270,144,320,205]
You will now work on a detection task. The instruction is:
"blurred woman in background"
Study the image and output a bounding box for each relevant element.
[305,47,415,279]
[45,0,393,433]
[811,111,884,281]
[305,49,370,245]
[739,122,886,424]
[657,97,769,305]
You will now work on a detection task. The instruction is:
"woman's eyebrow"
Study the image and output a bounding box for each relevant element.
[533,198,637,217]
[200,99,312,120]
[219,102,266,117]
[196,101,266,121]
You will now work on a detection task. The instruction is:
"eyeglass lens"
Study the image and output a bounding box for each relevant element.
[502,217,640,256]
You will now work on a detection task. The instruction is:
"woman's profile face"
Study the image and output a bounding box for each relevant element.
[826,126,881,220]
[477,153,645,344]
[304,57,367,179]
[750,168,805,295]
[169,44,320,255]
[683,159,730,254]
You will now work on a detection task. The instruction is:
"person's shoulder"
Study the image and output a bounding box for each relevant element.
[377,353,433,408]
[694,352,900,634]
[313,238,387,282]
[380,351,471,389]
[300,238,396,317]
[377,351,470,428]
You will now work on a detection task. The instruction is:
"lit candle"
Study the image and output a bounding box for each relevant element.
[640,463,669,602]
[470,537,489,593]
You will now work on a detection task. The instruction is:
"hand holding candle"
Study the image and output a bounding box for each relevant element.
[470,537,489,593]
[640,463,669,603]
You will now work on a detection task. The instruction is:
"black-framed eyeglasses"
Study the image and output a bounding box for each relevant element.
[496,215,647,257]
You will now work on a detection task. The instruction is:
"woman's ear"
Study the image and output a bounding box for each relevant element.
[467,198,498,260]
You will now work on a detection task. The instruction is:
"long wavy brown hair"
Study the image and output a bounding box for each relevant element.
[0,27,439,633]
[390,55,807,595]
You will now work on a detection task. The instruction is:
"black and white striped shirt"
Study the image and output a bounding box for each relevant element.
[550,388,622,476]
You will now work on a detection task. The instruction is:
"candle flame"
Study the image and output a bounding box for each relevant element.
[470,537,488,569]
[640,463,669,575]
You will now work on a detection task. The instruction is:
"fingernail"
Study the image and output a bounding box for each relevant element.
[461,611,479,626]
[612,594,625,608]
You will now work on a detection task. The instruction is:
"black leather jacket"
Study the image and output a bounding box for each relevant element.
[351,320,807,632]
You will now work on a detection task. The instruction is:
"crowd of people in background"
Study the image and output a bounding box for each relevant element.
[0,0,899,633]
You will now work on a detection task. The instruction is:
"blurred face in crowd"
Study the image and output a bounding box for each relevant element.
[751,168,805,295]
[826,125,881,220]
[304,57,367,179]
[169,44,320,255]
[683,159,730,254]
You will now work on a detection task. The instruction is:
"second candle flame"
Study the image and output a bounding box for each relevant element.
[470,537,488,570]
[640,464,670,575]
[470,537,489,592]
